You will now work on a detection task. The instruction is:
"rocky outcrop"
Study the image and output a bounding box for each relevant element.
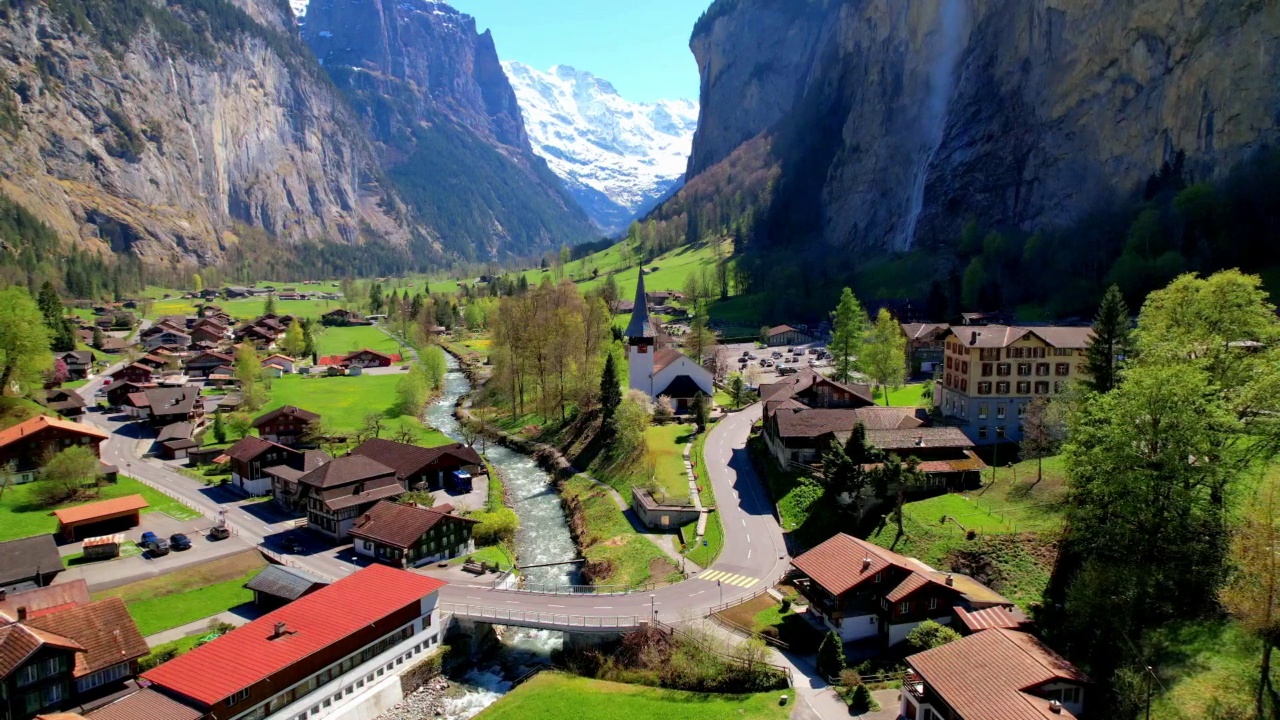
[0,0,413,268]
[302,0,597,259]
[687,0,1280,254]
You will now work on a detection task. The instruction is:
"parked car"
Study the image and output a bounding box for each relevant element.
[169,533,192,551]
[778,366,799,376]
[146,537,170,556]
[282,535,304,554]
[140,531,159,546]
[209,525,230,540]
[741,350,751,358]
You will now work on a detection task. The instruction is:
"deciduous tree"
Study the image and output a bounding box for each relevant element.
[1020,397,1064,483]
[0,286,52,396]
[861,308,906,404]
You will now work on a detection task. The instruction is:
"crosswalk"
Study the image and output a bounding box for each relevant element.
[698,569,759,588]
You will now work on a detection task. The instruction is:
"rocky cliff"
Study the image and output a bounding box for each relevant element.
[0,0,416,268]
[301,0,597,260]
[686,0,1280,255]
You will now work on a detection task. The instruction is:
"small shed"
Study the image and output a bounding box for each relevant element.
[81,533,125,561]
[244,564,329,610]
[53,494,149,541]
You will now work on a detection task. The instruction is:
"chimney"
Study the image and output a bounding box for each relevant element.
[914,436,924,447]
[945,573,954,587]
[862,557,872,571]
[17,607,27,621]
[1049,700,1063,714]
[0,589,5,601]
[970,331,980,346]
[272,621,289,638]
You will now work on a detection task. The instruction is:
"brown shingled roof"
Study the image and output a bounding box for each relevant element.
[298,455,395,490]
[252,405,321,428]
[350,439,482,481]
[84,688,203,720]
[790,533,917,597]
[907,629,1088,720]
[0,622,83,677]
[25,597,148,677]
[349,501,478,550]
[773,406,926,439]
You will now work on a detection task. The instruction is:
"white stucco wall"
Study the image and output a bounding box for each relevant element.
[651,355,714,398]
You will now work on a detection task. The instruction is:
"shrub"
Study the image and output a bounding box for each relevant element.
[850,684,877,713]
[816,630,846,680]
[904,620,961,653]
[470,507,518,545]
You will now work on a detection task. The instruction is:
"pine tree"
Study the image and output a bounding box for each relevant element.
[829,288,869,384]
[212,407,227,445]
[1084,284,1131,393]
[693,392,711,432]
[263,293,276,316]
[817,630,846,680]
[36,281,74,352]
[600,353,622,424]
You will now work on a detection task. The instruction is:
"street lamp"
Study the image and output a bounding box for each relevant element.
[650,593,656,620]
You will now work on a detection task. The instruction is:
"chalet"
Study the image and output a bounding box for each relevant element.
[265,449,333,511]
[611,299,635,315]
[765,325,815,347]
[137,565,445,720]
[790,534,1022,646]
[900,322,951,374]
[902,630,1087,720]
[95,338,131,355]
[321,308,362,326]
[183,351,234,379]
[235,325,277,347]
[298,456,402,541]
[349,501,478,568]
[0,580,91,620]
[126,387,203,427]
[20,597,150,707]
[251,405,320,447]
[349,439,484,491]
[0,536,63,592]
[54,351,94,381]
[761,369,984,487]
[109,364,153,386]
[343,349,394,369]
[133,353,171,371]
[103,382,154,410]
[43,390,86,419]
[155,422,197,460]
[142,329,191,351]
[0,611,82,719]
[0,417,109,486]
[224,437,303,497]
[189,325,228,346]
[259,354,296,374]
[243,565,328,610]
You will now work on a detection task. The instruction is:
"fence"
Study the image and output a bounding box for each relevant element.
[708,612,792,651]
[493,578,670,596]
[440,603,642,630]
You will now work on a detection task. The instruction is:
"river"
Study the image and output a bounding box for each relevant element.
[421,355,578,717]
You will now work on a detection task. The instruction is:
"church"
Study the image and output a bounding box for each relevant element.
[625,267,716,412]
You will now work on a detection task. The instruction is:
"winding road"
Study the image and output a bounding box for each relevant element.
[74,370,790,628]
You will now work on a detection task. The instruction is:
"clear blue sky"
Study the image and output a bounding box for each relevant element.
[450,0,710,103]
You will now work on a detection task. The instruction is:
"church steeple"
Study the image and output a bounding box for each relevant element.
[624,266,654,342]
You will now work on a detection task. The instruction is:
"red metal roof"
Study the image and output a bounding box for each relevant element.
[955,605,1030,632]
[53,495,149,526]
[141,564,445,707]
[0,416,109,450]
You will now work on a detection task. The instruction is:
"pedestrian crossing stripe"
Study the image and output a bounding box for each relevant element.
[698,569,759,588]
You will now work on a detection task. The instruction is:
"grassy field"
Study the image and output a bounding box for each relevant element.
[449,544,516,572]
[0,477,200,542]
[1146,620,1268,720]
[141,632,206,661]
[646,423,693,502]
[871,383,928,408]
[313,325,404,358]
[715,593,821,653]
[261,374,450,445]
[685,427,723,568]
[475,672,791,720]
[93,552,266,636]
[562,475,675,588]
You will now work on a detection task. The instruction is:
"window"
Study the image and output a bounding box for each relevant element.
[996,404,1007,419]
[978,426,988,440]
[1055,363,1070,376]
[228,689,251,706]
[946,357,953,370]
[1035,381,1050,395]
[874,572,882,583]
[1036,363,1050,376]
[977,382,992,396]
[978,403,988,419]
[980,348,1000,361]
[1017,403,1028,418]
[996,426,1006,439]
[1016,381,1031,395]
[1053,347,1074,357]
[996,381,1010,395]
[928,596,938,610]
[1046,686,1082,705]
[981,363,993,377]
[960,379,968,392]
[961,361,969,374]
[997,363,1011,376]
[1018,363,1032,376]
[899,602,910,614]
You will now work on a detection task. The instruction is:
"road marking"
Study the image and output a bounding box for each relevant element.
[748,549,752,559]
[699,569,759,589]
[467,596,481,600]
[746,534,751,543]
[741,519,746,527]
[593,606,612,609]
[548,604,564,608]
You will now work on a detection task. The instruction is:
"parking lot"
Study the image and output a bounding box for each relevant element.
[721,341,831,387]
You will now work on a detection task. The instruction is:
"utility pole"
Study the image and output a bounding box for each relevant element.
[1145,665,1154,720]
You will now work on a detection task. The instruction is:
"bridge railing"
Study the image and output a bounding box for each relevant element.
[441,603,643,629]
[493,579,668,596]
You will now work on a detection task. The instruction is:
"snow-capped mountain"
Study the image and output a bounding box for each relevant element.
[502,62,699,236]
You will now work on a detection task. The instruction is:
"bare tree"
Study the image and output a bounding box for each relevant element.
[1020,397,1065,483]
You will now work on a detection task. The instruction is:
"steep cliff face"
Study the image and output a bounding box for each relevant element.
[301,0,597,259]
[688,0,1280,255]
[0,0,414,268]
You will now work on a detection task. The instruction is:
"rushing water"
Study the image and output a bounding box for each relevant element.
[421,355,577,718]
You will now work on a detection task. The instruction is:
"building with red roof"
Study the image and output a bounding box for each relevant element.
[790,533,1019,646]
[140,564,446,720]
[0,416,110,486]
[902,629,1088,720]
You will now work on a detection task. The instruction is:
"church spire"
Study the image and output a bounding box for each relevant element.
[624,266,654,340]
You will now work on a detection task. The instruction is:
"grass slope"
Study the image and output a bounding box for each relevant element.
[686,427,724,568]
[0,477,200,542]
[475,672,790,720]
[562,475,674,588]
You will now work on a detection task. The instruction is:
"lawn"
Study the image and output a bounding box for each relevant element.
[714,594,821,653]
[686,427,723,568]
[475,672,791,720]
[313,325,404,358]
[261,374,451,445]
[561,475,675,588]
[0,476,201,542]
[1146,619,1269,720]
[63,540,142,567]
[93,551,266,636]
[449,544,516,572]
[646,423,694,502]
[871,383,928,408]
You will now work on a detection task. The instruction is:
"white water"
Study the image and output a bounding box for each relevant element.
[900,0,970,251]
[422,356,578,717]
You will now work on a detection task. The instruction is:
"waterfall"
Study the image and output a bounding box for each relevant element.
[900,0,969,251]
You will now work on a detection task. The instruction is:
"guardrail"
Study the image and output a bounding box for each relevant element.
[441,603,642,630]
[494,579,668,596]
[708,612,792,651]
